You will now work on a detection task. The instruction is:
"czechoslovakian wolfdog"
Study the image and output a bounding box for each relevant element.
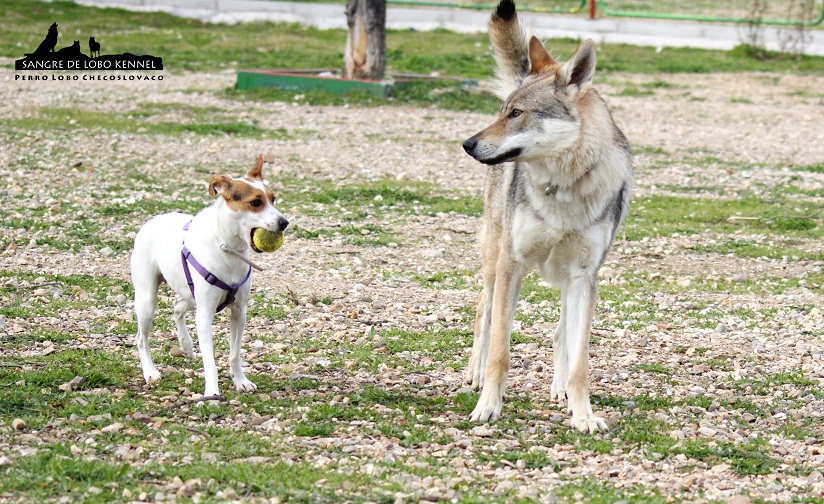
[461,0,632,433]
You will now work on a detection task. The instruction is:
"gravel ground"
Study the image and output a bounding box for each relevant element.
[1,64,823,503]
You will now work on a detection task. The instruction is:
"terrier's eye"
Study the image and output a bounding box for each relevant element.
[509,109,523,119]
[250,199,262,207]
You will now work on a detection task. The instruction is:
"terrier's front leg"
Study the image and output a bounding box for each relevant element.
[229,305,256,393]
[194,309,220,397]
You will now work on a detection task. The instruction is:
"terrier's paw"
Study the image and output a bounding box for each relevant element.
[143,369,161,385]
[570,414,608,434]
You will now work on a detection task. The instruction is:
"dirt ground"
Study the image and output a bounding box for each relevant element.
[1,65,823,502]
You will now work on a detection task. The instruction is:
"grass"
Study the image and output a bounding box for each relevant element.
[227,79,502,114]
[0,449,389,502]
[6,106,286,139]
[302,177,483,217]
[627,194,822,240]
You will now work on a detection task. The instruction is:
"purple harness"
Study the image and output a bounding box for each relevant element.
[181,221,251,313]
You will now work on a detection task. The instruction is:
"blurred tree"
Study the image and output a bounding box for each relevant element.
[344,0,386,79]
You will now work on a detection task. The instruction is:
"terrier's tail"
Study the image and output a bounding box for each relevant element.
[488,0,531,100]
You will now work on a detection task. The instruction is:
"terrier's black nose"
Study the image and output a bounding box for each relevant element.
[462,138,477,154]
[277,216,289,231]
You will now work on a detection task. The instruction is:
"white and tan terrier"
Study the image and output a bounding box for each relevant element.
[130,155,288,397]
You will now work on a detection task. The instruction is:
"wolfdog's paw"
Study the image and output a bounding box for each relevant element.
[469,390,502,423]
[234,378,257,393]
[464,360,485,390]
[549,380,566,404]
[570,414,608,434]
[465,371,484,391]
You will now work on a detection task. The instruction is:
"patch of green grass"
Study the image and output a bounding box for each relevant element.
[633,362,671,375]
[280,177,482,247]
[232,79,501,114]
[246,293,290,322]
[625,194,822,244]
[675,438,780,476]
[693,240,824,262]
[554,478,667,504]
[0,270,134,319]
[792,163,824,174]
[617,85,654,97]
[634,145,669,155]
[304,178,483,217]
[293,420,336,437]
[476,448,562,470]
[349,386,449,417]
[379,327,472,371]
[288,222,397,246]
[624,195,824,240]
[7,107,284,139]
[615,79,678,97]
[410,268,476,290]
[774,418,823,441]
[0,349,135,423]
[599,41,824,74]
[0,447,395,503]
[729,368,822,399]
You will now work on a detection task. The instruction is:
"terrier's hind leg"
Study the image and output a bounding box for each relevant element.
[173,297,195,358]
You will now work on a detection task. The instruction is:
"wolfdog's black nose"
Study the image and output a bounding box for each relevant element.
[462,138,477,154]
[277,216,289,232]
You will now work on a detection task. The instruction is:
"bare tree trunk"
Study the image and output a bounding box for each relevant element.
[344,0,386,80]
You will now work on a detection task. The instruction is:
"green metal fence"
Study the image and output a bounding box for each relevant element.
[597,0,824,25]
[386,0,587,13]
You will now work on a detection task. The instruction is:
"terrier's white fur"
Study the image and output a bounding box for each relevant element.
[130,155,287,397]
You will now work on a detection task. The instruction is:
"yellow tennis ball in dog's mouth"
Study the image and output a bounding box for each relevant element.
[252,228,283,253]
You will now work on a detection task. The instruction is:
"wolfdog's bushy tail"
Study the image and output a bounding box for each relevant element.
[489,0,531,100]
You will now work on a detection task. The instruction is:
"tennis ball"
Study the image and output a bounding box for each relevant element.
[252,228,283,253]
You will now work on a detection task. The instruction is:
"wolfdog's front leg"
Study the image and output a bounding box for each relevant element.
[466,238,499,390]
[563,273,607,433]
[470,260,523,423]
[549,286,569,405]
[466,289,493,390]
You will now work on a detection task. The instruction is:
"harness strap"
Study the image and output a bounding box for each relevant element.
[181,221,252,313]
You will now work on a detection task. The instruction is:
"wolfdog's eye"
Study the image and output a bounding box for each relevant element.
[250,199,262,207]
[509,109,523,119]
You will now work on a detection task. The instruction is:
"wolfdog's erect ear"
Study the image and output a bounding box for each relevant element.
[246,154,265,180]
[559,39,596,93]
[528,36,556,75]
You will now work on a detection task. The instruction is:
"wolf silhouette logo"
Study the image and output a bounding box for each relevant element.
[89,36,100,58]
[16,21,163,71]
[27,22,58,56]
